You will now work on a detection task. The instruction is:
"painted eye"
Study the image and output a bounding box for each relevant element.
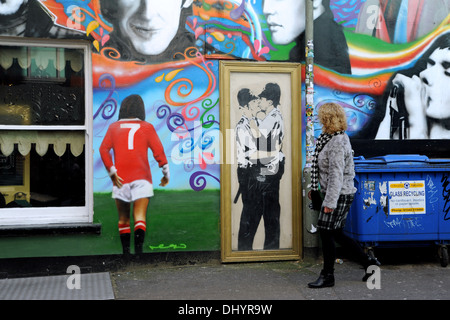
[443,62,450,77]
[426,58,436,68]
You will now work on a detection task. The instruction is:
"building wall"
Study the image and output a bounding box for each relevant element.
[0,0,449,258]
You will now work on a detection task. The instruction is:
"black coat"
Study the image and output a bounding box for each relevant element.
[290,10,352,75]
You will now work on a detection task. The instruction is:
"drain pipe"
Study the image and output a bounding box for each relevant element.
[303,0,319,250]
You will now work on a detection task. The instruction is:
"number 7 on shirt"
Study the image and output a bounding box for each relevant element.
[121,123,141,150]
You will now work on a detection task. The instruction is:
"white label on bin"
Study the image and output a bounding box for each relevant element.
[388,181,426,215]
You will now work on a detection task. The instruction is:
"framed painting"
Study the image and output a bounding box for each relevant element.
[219,61,302,262]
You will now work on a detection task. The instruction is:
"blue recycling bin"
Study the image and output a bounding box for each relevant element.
[343,154,450,266]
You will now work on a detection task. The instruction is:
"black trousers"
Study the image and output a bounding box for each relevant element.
[237,160,284,251]
[320,227,367,274]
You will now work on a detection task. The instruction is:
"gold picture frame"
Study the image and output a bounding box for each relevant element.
[220,61,302,262]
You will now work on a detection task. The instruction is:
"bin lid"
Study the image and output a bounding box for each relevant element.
[354,154,450,172]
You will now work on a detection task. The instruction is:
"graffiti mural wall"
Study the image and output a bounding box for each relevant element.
[0,0,449,255]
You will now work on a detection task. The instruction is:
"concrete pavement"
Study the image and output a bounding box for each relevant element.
[110,247,450,300]
[1,247,449,302]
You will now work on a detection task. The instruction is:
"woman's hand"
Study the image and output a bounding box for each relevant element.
[323,206,333,214]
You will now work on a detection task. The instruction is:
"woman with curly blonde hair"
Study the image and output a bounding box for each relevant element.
[308,102,379,288]
[317,102,348,134]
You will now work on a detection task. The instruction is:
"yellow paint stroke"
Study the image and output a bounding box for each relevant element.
[155,73,165,83]
[199,13,210,21]
[86,20,99,36]
[210,31,225,42]
[93,40,100,52]
[165,69,184,81]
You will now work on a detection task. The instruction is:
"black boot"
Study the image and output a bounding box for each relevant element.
[308,270,335,288]
[120,233,131,261]
[134,228,146,256]
[362,254,381,281]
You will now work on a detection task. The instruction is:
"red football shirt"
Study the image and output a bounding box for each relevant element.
[100,119,168,184]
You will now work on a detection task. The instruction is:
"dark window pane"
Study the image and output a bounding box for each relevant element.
[0,153,24,186]
[0,46,85,126]
[30,145,85,207]
[0,145,85,208]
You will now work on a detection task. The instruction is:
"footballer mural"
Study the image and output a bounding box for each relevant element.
[0,0,449,255]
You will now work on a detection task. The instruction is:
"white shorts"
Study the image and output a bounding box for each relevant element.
[112,179,154,202]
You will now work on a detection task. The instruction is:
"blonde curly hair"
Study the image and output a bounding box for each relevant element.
[317,102,348,134]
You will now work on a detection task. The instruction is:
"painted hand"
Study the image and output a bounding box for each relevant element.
[159,176,169,187]
[111,173,124,188]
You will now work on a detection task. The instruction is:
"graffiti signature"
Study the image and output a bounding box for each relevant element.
[441,174,450,221]
[149,243,187,250]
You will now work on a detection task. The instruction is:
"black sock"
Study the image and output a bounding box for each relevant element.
[120,233,131,255]
[134,228,146,254]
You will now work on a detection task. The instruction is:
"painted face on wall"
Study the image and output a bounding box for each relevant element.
[0,0,27,15]
[115,0,193,56]
[259,97,273,113]
[420,48,450,119]
[248,97,260,115]
[262,0,306,45]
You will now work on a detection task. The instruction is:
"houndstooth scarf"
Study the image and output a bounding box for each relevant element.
[311,131,344,191]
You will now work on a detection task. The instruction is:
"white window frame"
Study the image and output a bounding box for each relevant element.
[0,37,93,226]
